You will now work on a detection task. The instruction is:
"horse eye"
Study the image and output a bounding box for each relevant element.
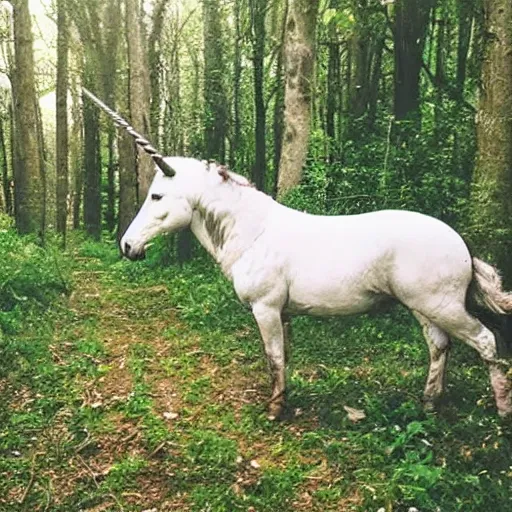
[151,193,163,201]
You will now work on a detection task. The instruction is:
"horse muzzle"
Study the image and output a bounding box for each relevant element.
[121,241,146,261]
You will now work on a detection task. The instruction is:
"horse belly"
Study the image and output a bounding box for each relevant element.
[286,277,386,316]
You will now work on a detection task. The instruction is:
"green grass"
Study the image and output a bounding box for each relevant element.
[1,235,512,511]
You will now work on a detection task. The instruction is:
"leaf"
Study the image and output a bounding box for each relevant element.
[322,8,337,26]
[343,405,366,423]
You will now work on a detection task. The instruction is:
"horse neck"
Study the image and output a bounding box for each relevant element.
[190,178,271,275]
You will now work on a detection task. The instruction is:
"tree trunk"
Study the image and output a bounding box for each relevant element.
[231,0,243,169]
[149,0,171,145]
[456,0,475,99]
[203,0,228,162]
[126,0,154,201]
[56,0,69,240]
[348,0,370,124]
[103,0,120,233]
[272,0,289,195]
[434,11,446,142]
[118,130,138,240]
[11,0,44,236]
[470,0,512,285]
[82,74,102,239]
[0,115,11,216]
[367,34,384,131]
[326,41,340,160]
[277,0,319,198]
[393,0,433,123]
[250,0,267,191]
[70,72,83,230]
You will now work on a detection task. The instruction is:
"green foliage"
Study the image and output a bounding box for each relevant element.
[281,102,474,230]
[0,215,70,334]
[103,455,148,492]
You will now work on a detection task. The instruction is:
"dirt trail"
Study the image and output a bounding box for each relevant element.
[41,262,198,510]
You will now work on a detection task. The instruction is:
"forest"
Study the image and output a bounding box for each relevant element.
[1,0,512,510]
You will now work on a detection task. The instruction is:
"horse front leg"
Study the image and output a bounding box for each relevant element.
[252,303,286,419]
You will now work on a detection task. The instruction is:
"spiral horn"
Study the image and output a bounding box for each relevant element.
[81,87,175,177]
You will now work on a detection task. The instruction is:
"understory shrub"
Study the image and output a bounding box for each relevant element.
[0,214,70,335]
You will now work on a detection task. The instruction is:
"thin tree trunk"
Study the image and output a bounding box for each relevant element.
[203,0,228,162]
[126,0,154,202]
[82,75,102,239]
[367,35,384,131]
[11,0,44,237]
[456,0,475,99]
[277,0,319,198]
[272,0,289,196]
[250,0,267,191]
[56,0,69,240]
[434,11,446,142]
[393,0,434,123]
[149,0,171,144]
[118,130,138,240]
[103,0,120,233]
[70,73,83,230]
[231,0,242,169]
[348,0,370,125]
[0,115,11,215]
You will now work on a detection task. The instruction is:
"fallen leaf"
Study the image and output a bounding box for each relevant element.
[343,405,366,423]
[163,411,179,420]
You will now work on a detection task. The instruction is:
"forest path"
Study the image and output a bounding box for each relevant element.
[32,251,331,511]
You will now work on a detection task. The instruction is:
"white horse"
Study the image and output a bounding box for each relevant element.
[121,157,512,419]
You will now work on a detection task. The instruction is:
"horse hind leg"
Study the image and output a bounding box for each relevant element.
[429,306,512,417]
[413,312,451,411]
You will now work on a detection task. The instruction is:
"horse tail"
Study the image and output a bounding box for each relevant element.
[471,258,512,315]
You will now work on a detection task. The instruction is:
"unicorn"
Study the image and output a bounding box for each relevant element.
[84,88,512,419]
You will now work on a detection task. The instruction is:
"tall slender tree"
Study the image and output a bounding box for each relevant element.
[126,0,154,201]
[203,0,228,162]
[249,0,267,190]
[393,0,434,123]
[272,0,288,193]
[277,0,319,197]
[103,0,120,233]
[56,0,69,240]
[10,0,44,236]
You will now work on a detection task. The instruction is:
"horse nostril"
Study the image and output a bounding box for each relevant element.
[124,242,132,255]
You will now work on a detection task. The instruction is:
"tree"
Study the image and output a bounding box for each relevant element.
[203,0,228,162]
[272,0,288,193]
[103,0,121,233]
[149,0,171,145]
[0,110,11,216]
[56,0,69,240]
[249,0,267,190]
[10,0,44,236]
[277,0,319,198]
[126,0,154,201]
[393,0,434,123]
[82,74,101,239]
[470,0,512,285]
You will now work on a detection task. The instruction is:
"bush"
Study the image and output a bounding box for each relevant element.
[0,214,70,334]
